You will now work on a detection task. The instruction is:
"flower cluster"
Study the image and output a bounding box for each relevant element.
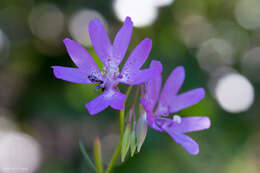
[52,16,211,156]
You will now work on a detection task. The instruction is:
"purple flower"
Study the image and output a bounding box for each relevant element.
[52,17,157,115]
[140,62,211,155]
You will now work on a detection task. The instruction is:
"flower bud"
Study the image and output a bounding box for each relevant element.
[121,124,131,162]
[136,110,148,152]
[130,130,136,157]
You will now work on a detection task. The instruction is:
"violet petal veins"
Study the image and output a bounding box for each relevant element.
[52,16,156,115]
[140,62,211,155]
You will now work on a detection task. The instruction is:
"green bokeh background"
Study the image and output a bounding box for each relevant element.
[0,0,259,172]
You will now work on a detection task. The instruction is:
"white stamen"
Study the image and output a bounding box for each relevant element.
[173,115,182,124]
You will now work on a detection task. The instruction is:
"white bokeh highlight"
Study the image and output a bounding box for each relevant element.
[113,0,174,27]
[235,0,260,29]
[215,73,254,113]
[152,0,174,7]
[0,132,41,173]
[69,9,107,47]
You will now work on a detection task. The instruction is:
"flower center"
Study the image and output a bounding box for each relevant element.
[88,74,105,92]
[173,115,182,124]
[88,75,103,84]
[87,63,122,92]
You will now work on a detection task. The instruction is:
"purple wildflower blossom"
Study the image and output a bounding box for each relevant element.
[52,17,157,115]
[140,62,211,155]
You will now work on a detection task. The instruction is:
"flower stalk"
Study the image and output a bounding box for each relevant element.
[94,137,104,173]
[105,85,133,173]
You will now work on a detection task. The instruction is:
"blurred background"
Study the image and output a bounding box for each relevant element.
[0,0,259,172]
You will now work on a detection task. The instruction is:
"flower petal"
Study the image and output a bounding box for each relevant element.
[161,121,199,155]
[112,16,133,66]
[89,18,112,66]
[156,66,185,114]
[120,60,161,86]
[52,66,92,84]
[140,61,162,111]
[63,38,100,74]
[167,88,205,114]
[161,66,185,96]
[157,77,205,115]
[167,131,199,155]
[172,116,211,133]
[108,89,126,110]
[147,115,163,132]
[120,38,152,81]
[85,89,126,115]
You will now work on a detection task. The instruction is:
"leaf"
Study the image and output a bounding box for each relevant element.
[79,141,97,172]
[130,131,136,157]
[121,124,131,162]
[136,111,148,152]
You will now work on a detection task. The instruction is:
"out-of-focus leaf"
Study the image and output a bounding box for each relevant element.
[136,110,148,152]
[121,124,131,162]
[130,130,136,157]
[79,141,97,172]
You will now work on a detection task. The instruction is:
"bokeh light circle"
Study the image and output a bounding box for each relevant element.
[113,0,158,27]
[28,3,64,42]
[242,47,260,82]
[196,38,234,72]
[235,0,260,29]
[179,14,214,48]
[215,73,254,113]
[152,0,175,7]
[0,132,41,173]
[69,9,107,47]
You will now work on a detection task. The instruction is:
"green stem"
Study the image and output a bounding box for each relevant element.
[105,86,133,173]
[79,141,97,172]
[94,137,104,173]
[105,142,122,173]
[120,85,133,138]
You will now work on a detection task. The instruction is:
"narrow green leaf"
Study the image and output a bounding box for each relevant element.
[121,125,131,162]
[130,131,136,157]
[79,141,97,172]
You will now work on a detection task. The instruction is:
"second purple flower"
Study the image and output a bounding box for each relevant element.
[140,62,211,155]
